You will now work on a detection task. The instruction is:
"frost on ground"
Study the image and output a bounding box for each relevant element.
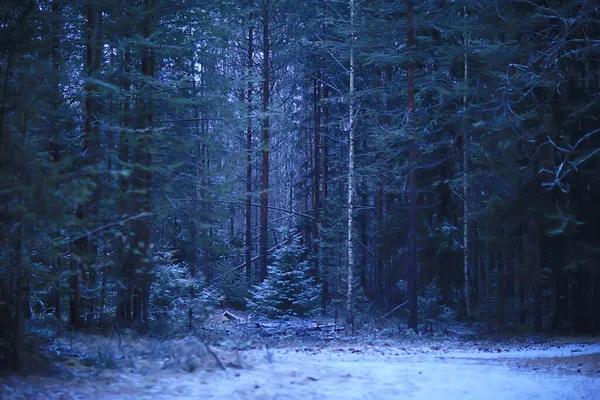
[2,339,599,400]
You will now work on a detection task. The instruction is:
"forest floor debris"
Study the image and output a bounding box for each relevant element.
[1,338,599,399]
[1,314,600,399]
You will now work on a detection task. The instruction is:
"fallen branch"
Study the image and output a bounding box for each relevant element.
[64,212,152,244]
[218,200,315,220]
[374,300,410,323]
[205,344,226,371]
[223,310,241,322]
[308,324,344,331]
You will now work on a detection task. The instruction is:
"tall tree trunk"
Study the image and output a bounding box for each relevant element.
[117,44,133,322]
[321,61,329,312]
[51,0,62,324]
[376,177,384,302]
[13,109,29,371]
[346,0,356,335]
[375,69,385,305]
[383,65,393,308]
[520,234,528,326]
[312,69,321,280]
[484,227,492,332]
[131,0,155,324]
[534,215,542,332]
[462,6,472,320]
[407,0,418,332]
[259,0,270,281]
[189,45,199,331]
[246,7,254,283]
[72,3,102,329]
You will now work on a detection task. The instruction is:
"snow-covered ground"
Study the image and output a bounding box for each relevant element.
[2,342,600,399]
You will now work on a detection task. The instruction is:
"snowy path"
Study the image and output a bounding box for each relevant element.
[3,343,599,399]
[144,344,600,400]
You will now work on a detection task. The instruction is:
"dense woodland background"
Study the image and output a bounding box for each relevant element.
[1,0,599,372]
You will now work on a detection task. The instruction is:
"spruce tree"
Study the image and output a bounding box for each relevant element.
[249,229,321,318]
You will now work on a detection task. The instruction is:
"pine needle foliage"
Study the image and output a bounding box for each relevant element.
[248,229,321,318]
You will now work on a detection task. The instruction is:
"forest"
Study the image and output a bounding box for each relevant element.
[0,0,600,397]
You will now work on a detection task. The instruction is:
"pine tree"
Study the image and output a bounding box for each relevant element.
[248,229,321,318]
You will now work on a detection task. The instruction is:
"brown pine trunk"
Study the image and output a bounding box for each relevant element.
[376,178,384,301]
[129,0,155,325]
[260,0,270,281]
[520,234,528,325]
[484,228,492,332]
[13,109,29,370]
[117,44,132,322]
[246,9,254,283]
[51,0,62,324]
[375,69,385,304]
[321,72,329,312]
[72,4,102,329]
[534,215,542,332]
[407,0,418,332]
[462,6,472,320]
[140,0,155,325]
[312,70,321,279]
[133,286,142,324]
[14,270,24,371]
[189,46,199,331]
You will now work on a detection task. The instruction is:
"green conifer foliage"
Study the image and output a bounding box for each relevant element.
[248,229,321,318]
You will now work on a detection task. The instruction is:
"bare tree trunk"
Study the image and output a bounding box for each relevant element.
[484,228,491,332]
[117,43,132,322]
[51,0,62,324]
[321,54,329,312]
[312,69,321,279]
[534,215,542,332]
[345,0,356,335]
[462,6,472,320]
[131,0,155,324]
[259,0,270,281]
[520,234,528,326]
[189,43,199,331]
[14,110,29,371]
[72,4,102,329]
[407,0,418,332]
[246,7,254,283]
[375,69,384,305]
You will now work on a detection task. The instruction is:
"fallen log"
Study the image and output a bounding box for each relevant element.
[223,310,241,322]
[307,324,344,331]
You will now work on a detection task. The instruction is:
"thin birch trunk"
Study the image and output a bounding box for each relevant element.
[345,0,356,335]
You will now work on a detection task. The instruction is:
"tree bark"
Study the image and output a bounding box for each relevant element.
[246,6,254,283]
[259,0,270,281]
[117,43,132,322]
[407,0,418,332]
[462,6,472,320]
[534,215,542,332]
[346,0,356,335]
[312,68,321,279]
[320,48,329,311]
[51,0,62,324]
[189,42,199,331]
[71,3,102,329]
[130,0,155,324]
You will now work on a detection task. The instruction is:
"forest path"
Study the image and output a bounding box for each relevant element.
[2,342,600,399]
[139,343,600,400]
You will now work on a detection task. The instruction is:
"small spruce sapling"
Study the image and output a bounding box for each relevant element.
[248,229,321,318]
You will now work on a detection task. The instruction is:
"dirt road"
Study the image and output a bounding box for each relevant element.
[124,343,600,400]
[2,343,599,399]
